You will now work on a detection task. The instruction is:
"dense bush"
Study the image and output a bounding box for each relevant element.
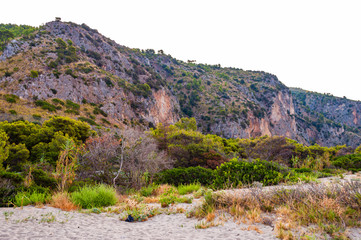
[0,171,24,206]
[30,70,38,78]
[43,116,92,142]
[78,117,98,126]
[65,100,80,110]
[56,38,78,64]
[150,118,230,169]
[31,169,57,189]
[0,117,91,169]
[71,184,118,209]
[4,94,19,103]
[155,166,215,186]
[35,100,57,112]
[332,154,361,173]
[213,158,293,189]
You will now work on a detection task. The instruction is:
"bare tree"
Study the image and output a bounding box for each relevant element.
[80,133,120,184]
[113,128,173,189]
[80,128,173,189]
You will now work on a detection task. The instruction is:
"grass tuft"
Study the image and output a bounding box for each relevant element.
[14,191,50,207]
[177,183,201,195]
[71,184,118,209]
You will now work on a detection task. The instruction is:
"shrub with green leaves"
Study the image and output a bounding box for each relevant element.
[213,158,293,189]
[4,94,19,103]
[0,171,24,206]
[35,100,57,112]
[155,166,215,186]
[71,184,118,209]
[332,154,361,173]
[30,70,38,78]
[31,169,57,189]
[139,184,159,197]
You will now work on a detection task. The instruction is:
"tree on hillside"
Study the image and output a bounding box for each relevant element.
[252,136,295,162]
[0,29,14,48]
[0,130,9,170]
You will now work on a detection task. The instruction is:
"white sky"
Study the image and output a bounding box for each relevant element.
[1,0,361,100]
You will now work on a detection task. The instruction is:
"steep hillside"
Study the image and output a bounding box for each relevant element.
[0,20,361,147]
[291,88,361,147]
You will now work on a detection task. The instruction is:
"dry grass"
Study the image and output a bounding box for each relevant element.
[50,192,78,211]
[245,208,262,224]
[206,211,215,222]
[190,181,361,238]
[195,220,218,229]
[153,184,175,196]
[247,225,263,234]
[143,197,160,203]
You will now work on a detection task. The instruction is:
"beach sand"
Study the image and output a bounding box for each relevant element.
[0,206,276,240]
[1,174,361,240]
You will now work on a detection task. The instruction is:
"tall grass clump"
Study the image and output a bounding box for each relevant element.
[71,184,118,209]
[177,183,201,195]
[14,191,50,207]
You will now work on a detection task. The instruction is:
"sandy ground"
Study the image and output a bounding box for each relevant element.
[0,206,276,240]
[1,174,360,240]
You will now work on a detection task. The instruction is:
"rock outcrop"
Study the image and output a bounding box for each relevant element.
[1,20,360,147]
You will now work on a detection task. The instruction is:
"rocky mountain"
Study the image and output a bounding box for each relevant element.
[0,20,360,147]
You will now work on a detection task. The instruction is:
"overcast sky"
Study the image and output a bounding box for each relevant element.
[1,0,360,100]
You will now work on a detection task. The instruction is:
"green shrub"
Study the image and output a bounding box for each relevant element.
[213,158,293,189]
[93,107,107,117]
[0,171,24,185]
[52,98,65,106]
[32,114,42,120]
[65,69,77,78]
[30,70,38,78]
[0,171,25,206]
[139,184,159,197]
[155,166,215,186]
[71,184,118,209]
[78,117,98,126]
[5,94,19,103]
[14,190,50,207]
[31,169,57,189]
[332,154,361,172]
[65,109,80,115]
[65,100,80,110]
[9,110,17,115]
[35,100,57,112]
[177,183,201,195]
[48,61,58,68]
[293,168,312,173]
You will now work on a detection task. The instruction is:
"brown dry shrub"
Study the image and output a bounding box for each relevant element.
[206,211,215,222]
[153,184,175,196]
[143,197,159,204]
[51,192,78,211]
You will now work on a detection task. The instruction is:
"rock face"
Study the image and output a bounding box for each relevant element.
[1,20,361,147]
[291,88,361,147]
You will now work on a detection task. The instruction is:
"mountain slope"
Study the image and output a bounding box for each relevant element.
[0,20,360,147]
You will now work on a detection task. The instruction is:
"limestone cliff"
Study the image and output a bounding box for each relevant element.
[0,20,360,147]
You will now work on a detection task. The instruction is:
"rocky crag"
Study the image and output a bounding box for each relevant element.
[0,20,360,147]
